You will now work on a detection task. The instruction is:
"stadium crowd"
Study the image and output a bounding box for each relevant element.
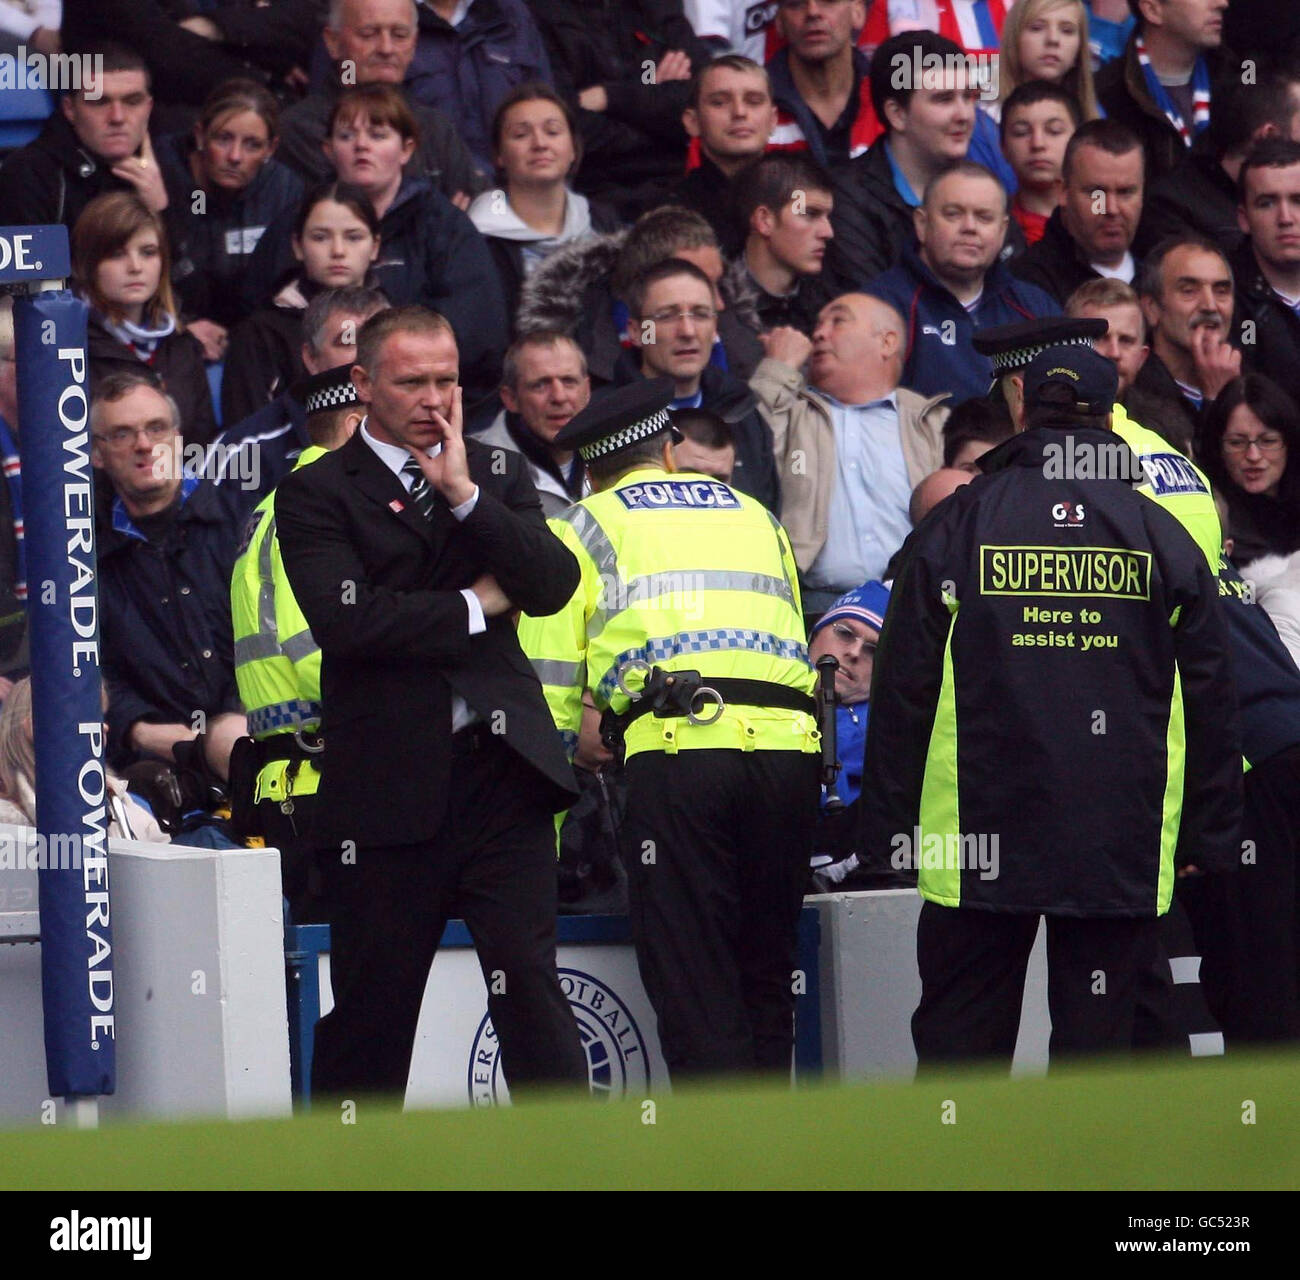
[0,0,1298,1077]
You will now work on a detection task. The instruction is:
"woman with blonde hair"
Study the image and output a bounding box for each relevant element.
[72,191,218,446]
[996,0,1100,121]
[0,678,168,842]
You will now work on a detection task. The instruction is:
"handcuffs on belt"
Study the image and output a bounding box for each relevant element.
[615,659,727,726]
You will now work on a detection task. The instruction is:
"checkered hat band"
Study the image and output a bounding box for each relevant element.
[579,407,672,461]
[304,381,361,414]
[993,334,1097,373]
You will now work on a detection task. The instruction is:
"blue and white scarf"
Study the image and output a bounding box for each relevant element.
[1136,34,1211,148]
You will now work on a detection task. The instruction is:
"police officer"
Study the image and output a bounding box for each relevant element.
[229,365,364,921]
[517,379,822,1080]
[974,317,1223,570]
[861,344,1243,1065]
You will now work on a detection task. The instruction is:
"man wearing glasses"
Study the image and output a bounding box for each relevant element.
[91,370,248,782]
[625,257,779,511]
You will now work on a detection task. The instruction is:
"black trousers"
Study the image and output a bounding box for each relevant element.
[912,902,1160,1068]
[1180,745,1300,1044]
[619,748,819,1080]
[311,732,587,1098]
[259,792,327,925]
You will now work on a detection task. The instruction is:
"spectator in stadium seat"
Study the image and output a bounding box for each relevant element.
[1196,374,1300,566]
[222,182,381,428]
[909,465,976,524]
[476,331,593,517]
[532,0,711,218]
[673,56,777,257]
[1012,119,1145,303]
[207,285,390,502]
[942,395,1015,471]
[623,258,779,510]
[734,151,835,336]
[91,370,249,779]
[748,295,950,608]
[999,81,1082,247]
[1095,0,1230,184]
[1231,139,1300,396]
[671,406,737,483]
[766,0,875,169]
[0,42,165,233]
[278,0,478,203]
[1132,234,1240,452]
[1067,277,1150,396]
[405,0,553,180]
[1137,64,1300,260]
[517,204,764,387]
[312,84,508,425]
[863,163,1061,403]
[993,0,1101,122]
[468,83,620,326]
[72,191,218,448]
[0,676,170,843]
[157,79,304,356]
[825,30,1016,294]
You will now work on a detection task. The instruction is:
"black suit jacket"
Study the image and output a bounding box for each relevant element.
[274,428,581,850]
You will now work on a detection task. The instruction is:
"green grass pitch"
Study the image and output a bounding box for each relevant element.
[3,1051,1297,1190]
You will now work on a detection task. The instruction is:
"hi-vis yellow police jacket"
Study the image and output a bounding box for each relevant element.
[1112,404,1221,571]
[517,467,819,761]
[230,445,327,806]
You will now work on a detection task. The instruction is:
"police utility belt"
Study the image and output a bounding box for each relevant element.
[600,661,815,756]
[228,729,323,840]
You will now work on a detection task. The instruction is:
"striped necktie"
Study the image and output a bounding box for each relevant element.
[401,458,437,521]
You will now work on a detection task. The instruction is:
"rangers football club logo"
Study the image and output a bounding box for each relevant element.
[467,967,651,1104]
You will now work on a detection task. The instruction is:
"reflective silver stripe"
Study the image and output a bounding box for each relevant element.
[559,505,796,622]
[763,508,798,608]
[557,504,622,638]
[531,657,584,687]
[281,628,319,664]
[622,569,794,611]
[257,513,278,643]
[234,632,282,666]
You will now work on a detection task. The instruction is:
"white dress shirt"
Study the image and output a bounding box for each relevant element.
[361,419,483,731]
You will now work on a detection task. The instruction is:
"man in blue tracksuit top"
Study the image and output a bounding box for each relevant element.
[864,162,1060,403]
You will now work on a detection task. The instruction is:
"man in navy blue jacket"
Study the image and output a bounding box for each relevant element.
[864,162,1059,402]
[406,0,552,177]
[91,370,248,778]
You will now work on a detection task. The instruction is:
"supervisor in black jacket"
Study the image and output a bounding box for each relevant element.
[274,306,585,1097]
[861,343,1242,1067]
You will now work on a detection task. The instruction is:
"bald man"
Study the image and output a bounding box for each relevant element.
[751,293,952,615]
[909,467,975,526]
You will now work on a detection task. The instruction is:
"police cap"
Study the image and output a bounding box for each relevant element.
[292,363,363,416]
[973,316,1108,377]
[555,377,680,463]
[1023,343,1119,416]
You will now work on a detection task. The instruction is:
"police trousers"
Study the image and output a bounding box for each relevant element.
[619,748,819,1080]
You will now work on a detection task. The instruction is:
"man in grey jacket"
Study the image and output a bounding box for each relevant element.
[750,293,950,615]
[475,331,592,516]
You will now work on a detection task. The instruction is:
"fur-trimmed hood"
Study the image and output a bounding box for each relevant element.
[516,229,763,339]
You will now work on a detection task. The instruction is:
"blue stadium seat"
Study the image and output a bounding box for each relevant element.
[0,86,53,154]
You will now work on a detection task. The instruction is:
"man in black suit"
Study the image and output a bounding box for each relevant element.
[274,305,587,1099]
